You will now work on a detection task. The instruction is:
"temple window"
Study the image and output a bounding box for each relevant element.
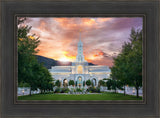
[77,65,83,74]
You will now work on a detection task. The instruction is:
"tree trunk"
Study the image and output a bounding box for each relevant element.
[29,87,31,96]
[136,87,139,98]
[124,85,126,96]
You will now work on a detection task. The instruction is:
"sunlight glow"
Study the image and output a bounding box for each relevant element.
[59,57,70,62]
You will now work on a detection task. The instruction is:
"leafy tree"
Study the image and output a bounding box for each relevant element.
[98,80,105,87]
[86,80,91,86]
[69,80,74,86]
[116,80,124,90]
[18,82,30,87]
[55,80,61,87]
[111,28,142,97]
[18,18,39,89]
[18,18,54,95]
[111,52,131,96]
[110,79,123,93]
[127,28,142,98]
[110,79,117,93]
[106,79,112,90]
[36,64,54,93]
[106,79,123,93]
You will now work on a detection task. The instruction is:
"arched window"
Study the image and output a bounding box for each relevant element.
[63,79,68,87]
[93,78,96,86]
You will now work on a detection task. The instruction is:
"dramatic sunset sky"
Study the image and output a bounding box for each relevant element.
[20,17,143,67]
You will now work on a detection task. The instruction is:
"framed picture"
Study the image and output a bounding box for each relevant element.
[1,0,160,118]
[16,16,144,104]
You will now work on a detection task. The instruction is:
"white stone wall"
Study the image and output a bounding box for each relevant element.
[17,87,41,96]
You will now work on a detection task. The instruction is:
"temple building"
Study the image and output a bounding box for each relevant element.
[49,36,111,88]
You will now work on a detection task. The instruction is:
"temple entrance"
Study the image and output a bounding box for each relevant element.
[77,76,82,88]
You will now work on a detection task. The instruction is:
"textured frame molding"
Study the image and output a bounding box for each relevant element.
[1,0,160,118]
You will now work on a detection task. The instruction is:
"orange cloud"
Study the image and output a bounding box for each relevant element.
[54,18,78,29]
[94,51,104,57]
[82,18,96,26]
[57,51,76,62]
[54,18,97,29]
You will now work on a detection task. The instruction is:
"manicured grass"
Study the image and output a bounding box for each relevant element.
[18,92,142,100]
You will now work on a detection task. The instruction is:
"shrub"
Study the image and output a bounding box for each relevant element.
[87,87,100,93]
[54,87,61,93]
[76,88,82,92]
[61,88,70,93]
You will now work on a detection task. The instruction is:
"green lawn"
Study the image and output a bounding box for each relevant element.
[18,92,142,100]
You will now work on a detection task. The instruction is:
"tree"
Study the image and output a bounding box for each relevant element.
[36,64,54,93]
[110,79,123,93]
[83,81,85,86]
[18,25,40,84]
[111,51,131,96]
[106,79,112,90]
[106,79,123,93]
[111,79,117,93]
[69,80,74,86]
[86,80,91,86]
[55,80,61,87]
[127,28,142,98]
[111,28,142,97]
[18,17,54,95]
[116,80,124,90]
[98,80,105,87]
[18,18,40,88]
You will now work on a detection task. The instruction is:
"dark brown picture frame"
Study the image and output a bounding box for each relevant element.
[1,0,160,117]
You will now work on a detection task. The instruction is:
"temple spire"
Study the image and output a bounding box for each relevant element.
[78,29,83,47]
[76,30,85,62]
